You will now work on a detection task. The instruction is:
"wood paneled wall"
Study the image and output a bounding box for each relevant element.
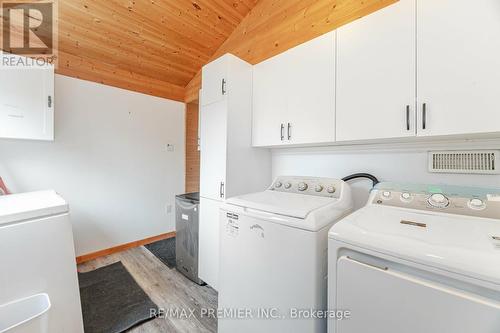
[185,0,397,102]
[185,102,200,193]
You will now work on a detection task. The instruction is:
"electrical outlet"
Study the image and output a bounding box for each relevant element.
[166,144,174,152]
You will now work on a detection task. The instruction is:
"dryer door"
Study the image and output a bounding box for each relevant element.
[335,256,500,333]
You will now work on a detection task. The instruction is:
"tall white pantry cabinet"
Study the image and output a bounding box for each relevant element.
[198,54,271,290]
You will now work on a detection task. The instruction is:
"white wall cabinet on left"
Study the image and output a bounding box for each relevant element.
[0,54,54,141]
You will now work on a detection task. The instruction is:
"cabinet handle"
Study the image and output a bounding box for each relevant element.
[222,79,227,95]
[280,124,284,141]
[287,123,291,140]
[48,96,52,108]
[406,105,410,131]
[422,103,427,130]
[220,182,225,199]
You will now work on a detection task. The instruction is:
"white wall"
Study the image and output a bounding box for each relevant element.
[0,75,185,256]
[273,142,500,210]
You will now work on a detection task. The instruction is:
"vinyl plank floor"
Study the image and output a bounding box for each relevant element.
[78,246,218,333]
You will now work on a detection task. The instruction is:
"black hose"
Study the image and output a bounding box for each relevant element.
[342,173,380,187]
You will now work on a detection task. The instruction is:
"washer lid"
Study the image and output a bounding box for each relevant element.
[226,190,338,219]
[329,205,500,285]
[0,190,68,226]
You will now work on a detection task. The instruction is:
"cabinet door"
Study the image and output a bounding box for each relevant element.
[199,100,227,201]
[201,56,228,106]
[336,0,416,142]
[0,60,54,141]
[252,53,288,147]
[417,0,500,137]
[286,31,336,145]
[198,197,221,290]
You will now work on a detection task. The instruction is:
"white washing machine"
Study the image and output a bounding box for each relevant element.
[328,182,500,333]
[218,176,353,333]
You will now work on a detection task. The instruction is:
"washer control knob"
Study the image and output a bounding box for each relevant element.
[401,192,412,201]
[275,181,282,188]
[298,182,308,191]
[315,185,324,192]
[428,193,449,208]
[469,198,485,210]
[326,186,336,194]
[284,182,292,189]
[382,191,392,199]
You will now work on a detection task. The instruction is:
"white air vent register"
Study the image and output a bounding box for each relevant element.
[428,150,500,174]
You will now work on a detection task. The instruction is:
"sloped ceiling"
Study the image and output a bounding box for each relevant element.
[1,0,396,102]
[57,0,258,101]
[185,0,397,102]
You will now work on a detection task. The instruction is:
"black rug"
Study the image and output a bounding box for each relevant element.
[144,237,176,268]
[78,262,158,333]
[145,237,176,269]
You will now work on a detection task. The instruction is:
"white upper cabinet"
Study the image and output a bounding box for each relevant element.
[201,56,228,106]
[250,1,500,146]
[416,0,500,137]
[286,32,336,145]
[252,31,336,147]
[336,0,416,142]
[0,54,54,141]
[252,53,288,147]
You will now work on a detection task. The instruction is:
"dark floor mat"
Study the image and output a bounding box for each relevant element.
[144,237,176,269]
[78,262,158,333]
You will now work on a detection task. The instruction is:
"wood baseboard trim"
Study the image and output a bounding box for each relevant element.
[76,231,176,264]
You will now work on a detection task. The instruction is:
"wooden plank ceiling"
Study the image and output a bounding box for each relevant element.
[184,0,397,102]
[2,0,396,102]
[57,0,258,101]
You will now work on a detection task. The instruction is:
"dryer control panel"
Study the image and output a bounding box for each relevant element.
[269,176,343,198]
[371,182,500,219]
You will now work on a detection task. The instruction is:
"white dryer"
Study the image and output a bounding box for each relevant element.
[328,182,500,333]
[218,176,353,333]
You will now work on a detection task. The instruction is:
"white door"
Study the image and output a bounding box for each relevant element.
[199,100,227,201]
[336,0,416,141]
[417,0,500,136]
[201,56,228,106]
[286,31,336,145]
[335,256,500,333]
[0,60,54,141]
[198,197,221,290]
[252,53,288,147]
